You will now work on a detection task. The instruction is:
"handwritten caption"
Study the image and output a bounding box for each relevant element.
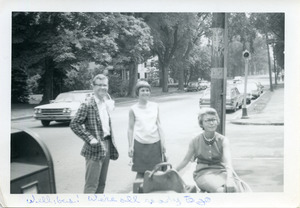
[26,194,211,206]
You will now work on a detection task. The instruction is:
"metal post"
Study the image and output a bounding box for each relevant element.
[241,58,249,119]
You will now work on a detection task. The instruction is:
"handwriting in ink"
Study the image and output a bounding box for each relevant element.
[184,195,211,206]
[26,194,211,206]
[87,194,118,203]
[27,195,80,204]
[120,195,140,203]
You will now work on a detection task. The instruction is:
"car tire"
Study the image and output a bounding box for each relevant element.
[239,101,243,109]
[233,104,238,112]
[41,120,50,127]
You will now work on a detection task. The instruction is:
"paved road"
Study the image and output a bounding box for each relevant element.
[11,89,283,193]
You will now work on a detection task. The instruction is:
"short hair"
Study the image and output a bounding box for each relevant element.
[92,74,108,85]
[135,80,151,96]
[198,107,220,129]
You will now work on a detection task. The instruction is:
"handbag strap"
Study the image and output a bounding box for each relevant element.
[229,167,253,192]
[148,162,172,178]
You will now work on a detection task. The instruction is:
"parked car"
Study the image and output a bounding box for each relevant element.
[34,90,94,126]
[199,86,243,112]
[233,76,243,84]
[186,82,200,92]
[247,82,261,99]
[198,81,210,90]
[255,81,264,94]
[236,84,252,104]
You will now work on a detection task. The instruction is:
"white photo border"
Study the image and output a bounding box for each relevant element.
[1,0,299,207]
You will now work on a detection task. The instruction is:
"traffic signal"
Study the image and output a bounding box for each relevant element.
[243,50,250,59]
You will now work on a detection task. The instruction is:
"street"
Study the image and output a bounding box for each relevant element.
[11,83,283,193]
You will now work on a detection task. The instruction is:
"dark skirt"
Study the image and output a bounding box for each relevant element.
[132,139,162,173]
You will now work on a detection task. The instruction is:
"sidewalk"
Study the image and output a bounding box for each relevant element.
[181,85,284,192]
[230,84,284,125]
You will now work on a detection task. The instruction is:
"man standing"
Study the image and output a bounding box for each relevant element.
[70,74,119,193]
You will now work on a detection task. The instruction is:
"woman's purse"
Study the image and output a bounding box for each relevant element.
[142,162,197,193]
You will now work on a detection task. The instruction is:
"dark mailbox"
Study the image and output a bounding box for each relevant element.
[11,128,56,194]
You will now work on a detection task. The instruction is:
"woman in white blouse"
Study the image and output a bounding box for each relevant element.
[127,80,165,177]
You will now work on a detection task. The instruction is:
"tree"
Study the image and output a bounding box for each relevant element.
[250,13,284,89]
[228,13,256,52]
[251,36,269,75]
[171,13,212,90]
[144,13,203,92]
[228,36,243,77]
[12,12,154,101]
[11,67,29,103]
[268,13,284,69]
[227,13,257,77]
[186,45,211,84]
[113,14,153,97]
[12,12,81,104]
[250,13,284,69]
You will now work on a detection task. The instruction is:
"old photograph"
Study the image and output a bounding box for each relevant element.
[1,0,299,207]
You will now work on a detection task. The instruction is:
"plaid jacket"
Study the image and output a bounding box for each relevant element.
[70,97,119,160]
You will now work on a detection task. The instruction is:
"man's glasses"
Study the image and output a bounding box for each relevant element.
[93,84,107,87]
[204,118,217,123]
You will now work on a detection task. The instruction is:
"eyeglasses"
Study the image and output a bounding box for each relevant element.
[93,83,107,87]
[204,118,217,123]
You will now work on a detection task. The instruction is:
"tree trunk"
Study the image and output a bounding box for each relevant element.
[40,57,54,104]
[162,63,169,92]
[177,61,185,91]
[127,60,138,97]
[265,32,273,91]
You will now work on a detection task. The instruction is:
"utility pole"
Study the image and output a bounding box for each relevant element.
[211,13,227,135]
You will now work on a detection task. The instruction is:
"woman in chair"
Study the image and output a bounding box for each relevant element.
[176,107,240,193]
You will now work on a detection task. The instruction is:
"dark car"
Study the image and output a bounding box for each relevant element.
[198,81,210,90]
[199,86,243,112]
[186,82,200,92]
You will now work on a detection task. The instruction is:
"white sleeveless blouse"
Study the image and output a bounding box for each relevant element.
[131,101,160,144]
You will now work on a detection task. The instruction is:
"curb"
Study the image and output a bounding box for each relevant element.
[230,121,284,126]
[11,115,33,121]
[230,88,283,126]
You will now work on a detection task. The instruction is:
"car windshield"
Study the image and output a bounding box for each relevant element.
[248,83,258,90]
[202,87,234,99]
[55,93,91,103]
[226,87,235,98]
[236,83,257,92]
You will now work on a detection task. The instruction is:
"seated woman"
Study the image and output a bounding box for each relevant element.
[175,107,239,193]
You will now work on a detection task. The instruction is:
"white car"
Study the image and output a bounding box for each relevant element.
[34,90,93,126]
[233,76,243,84]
